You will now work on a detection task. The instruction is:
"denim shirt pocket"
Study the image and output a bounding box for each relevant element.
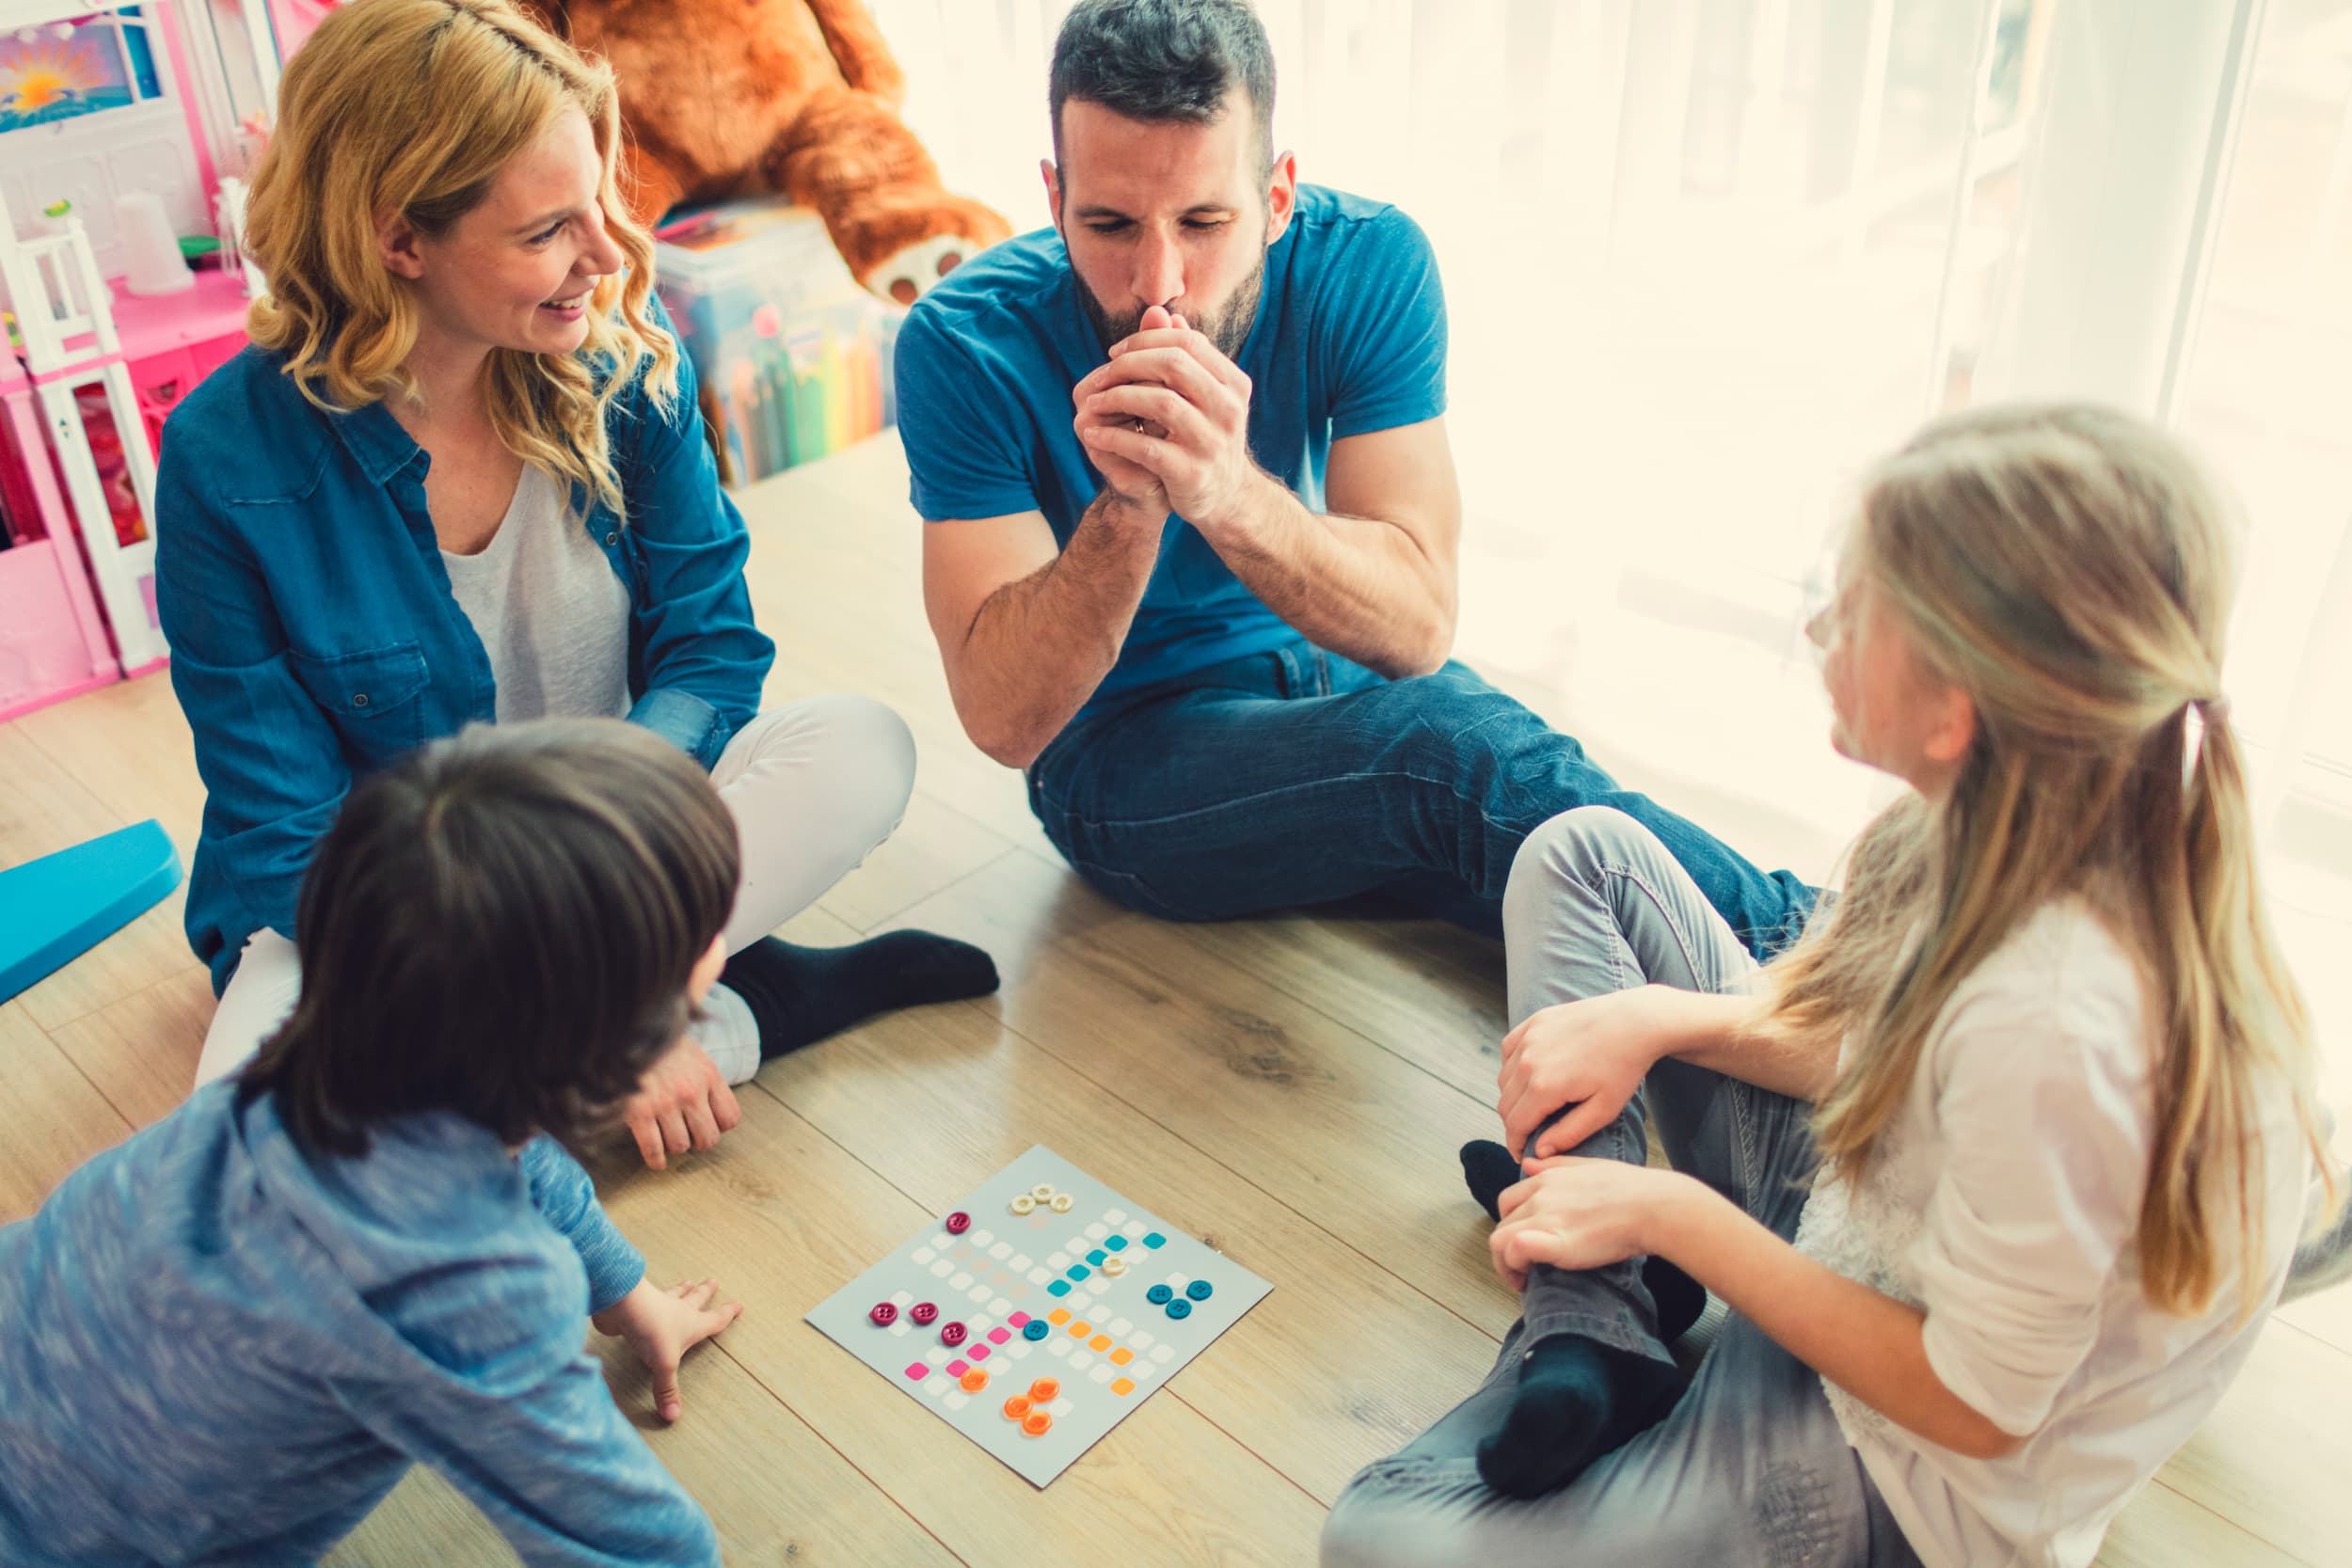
[287,641,430,768]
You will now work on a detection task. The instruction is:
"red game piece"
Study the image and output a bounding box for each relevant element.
[945,1211,972,1234]
[868,1302,898,1326]
[910,1302,939,1325]
[941,1322,968,1347]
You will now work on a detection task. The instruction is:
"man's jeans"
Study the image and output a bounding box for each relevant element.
[1028,638,1816,958]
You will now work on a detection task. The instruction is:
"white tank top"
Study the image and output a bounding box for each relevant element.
[438,464,632,723]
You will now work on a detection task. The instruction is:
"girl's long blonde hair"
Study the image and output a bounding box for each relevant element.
[1771,403,2331,1316]
[241,0,675,517]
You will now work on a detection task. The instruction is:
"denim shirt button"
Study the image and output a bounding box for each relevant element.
[603,531,619,546]
[351,692,370,709]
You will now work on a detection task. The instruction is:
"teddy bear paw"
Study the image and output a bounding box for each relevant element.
[866,233,977,307]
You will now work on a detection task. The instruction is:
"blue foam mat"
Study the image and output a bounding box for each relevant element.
[0,820,183,1004]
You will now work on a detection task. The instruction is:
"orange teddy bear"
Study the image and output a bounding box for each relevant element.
[527,0,1010,303]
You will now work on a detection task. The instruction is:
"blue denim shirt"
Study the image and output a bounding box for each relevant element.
[0,1082,719,1566]
[156,307,775,994]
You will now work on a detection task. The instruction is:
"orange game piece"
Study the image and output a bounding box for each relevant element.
[1028,1376,1060,1402]
[1089,1335,1112,1352]
[1003,1394,1033,1419]
[1111,1378,1136,1396]
[1023,1410,1054,1436]
[961,1367,990,1392]
[1109,1348,1133,1366]
[1068,1321,1091,1338]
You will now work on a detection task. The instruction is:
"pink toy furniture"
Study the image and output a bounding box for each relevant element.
[0,0,300,721]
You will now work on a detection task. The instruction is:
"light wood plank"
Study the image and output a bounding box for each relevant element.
[328,1335,961,1568]
[43,968,215,1129]
[2146,1319,2352,1562]
[0,1001,134,1223]
[2098,1479,2310,1568]
[758,993,1505,1500]
[13,670,205,849]
[881,850,1518,1336]
[813,787,1017,934]
[586,1089,1328,1566]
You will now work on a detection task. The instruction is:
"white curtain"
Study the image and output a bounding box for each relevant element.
[875,0,2352,1056]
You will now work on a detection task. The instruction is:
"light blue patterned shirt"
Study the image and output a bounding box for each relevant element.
[0,1081,720,1566]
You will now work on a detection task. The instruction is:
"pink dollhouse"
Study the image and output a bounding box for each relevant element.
[0,0,331,721]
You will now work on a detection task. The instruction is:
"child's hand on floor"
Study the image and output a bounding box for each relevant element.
[1489,1157,1707,1292]
[593,1276,745,1423]
[623,1037,742,1169]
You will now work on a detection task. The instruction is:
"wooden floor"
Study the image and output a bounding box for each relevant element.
[4,433,2348,1566]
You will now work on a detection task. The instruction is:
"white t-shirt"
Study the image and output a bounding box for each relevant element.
[438,464,632,723]
[1793,897,2310,1568]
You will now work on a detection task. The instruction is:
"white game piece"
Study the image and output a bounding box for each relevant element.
[969,1228,994,1247]
[1026,1268,1052,1285]
[945,1393,970,1411]
[911,1247,936,1265]
[1085,1223,1109,1240]
[1045,1253,1071,1270]
[1129,1330,1154,1350]
[891,1291,914,1307]
[1150,1344,1175,1365]
[926,1347,951,1366]
[1109,1318,1134,1337]
[1069,1351,1095,1370]
[1009,1255,1032,1272]
[1089,1364,1114,1384]
[1047,1338,1072,1358]
[990,1296,1015,1317]
[930,1259,954,1278]
[989,1241,1012,1259]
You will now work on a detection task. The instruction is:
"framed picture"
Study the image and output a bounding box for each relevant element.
[0,8,166,136]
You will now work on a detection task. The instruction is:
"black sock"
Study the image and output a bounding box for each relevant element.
[1474,1334,1682,1499]
[1460,1139,1708,1344]
[720,932,999,1060]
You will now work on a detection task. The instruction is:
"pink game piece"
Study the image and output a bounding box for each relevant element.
[987,1327,1011,1344]
[1007,1311,1031,1327]
[941,1322,968,1347]
[946,1359,970,1378]
[969,1343,992,1361]
[867,1302,898,1326]
[904,1363,929,1381]
[946,1212,972,1234]
[910,1302,939,1325]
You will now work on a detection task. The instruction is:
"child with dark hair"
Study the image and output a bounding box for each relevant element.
[0,720,744,1567]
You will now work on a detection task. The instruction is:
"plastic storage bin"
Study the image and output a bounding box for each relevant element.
[654,198,900,487]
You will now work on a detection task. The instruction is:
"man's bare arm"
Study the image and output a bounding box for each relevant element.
[921,492,1165,769]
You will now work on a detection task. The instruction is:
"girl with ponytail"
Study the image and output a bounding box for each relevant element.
[1325,404,2342,1568]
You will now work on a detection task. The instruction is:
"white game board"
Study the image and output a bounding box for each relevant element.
[805,1145,1273,1486]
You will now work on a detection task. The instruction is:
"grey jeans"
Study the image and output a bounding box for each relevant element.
[1321,807,1923,1568]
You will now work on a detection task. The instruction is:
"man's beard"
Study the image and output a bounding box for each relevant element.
[1075,245,1267,361]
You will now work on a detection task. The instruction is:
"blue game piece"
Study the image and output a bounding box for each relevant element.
[1142,1232,1167,1249]
[1165,1298,1192,1320]
[1105,1235,1128,1252]
[0,820,181,1003]
[1023,1320,1050,1340]
[1066,1265,1089,1281]
[1145,1284,1173,1305]
[1186,1279,1214,1301]
[1086,1249,1106,1266]
[1048,1280,1072,1297]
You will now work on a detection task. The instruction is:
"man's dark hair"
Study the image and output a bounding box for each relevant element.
[238,718,739,1157]
[1049,0,1277,177]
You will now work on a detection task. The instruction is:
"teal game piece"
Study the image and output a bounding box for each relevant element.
[0,821,181,1003]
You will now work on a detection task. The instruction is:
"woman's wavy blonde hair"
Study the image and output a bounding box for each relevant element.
[1770,403,2333,1318]
[242,0,676,518]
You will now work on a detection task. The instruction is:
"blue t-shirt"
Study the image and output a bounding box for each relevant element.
[895,184,1447,712]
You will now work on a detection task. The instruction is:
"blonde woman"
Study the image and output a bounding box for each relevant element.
[157,0,995,1168]
[1323,405,2343,1568]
